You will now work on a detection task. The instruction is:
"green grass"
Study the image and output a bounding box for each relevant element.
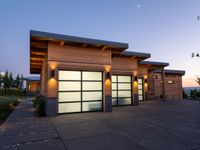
[0,96,21,125]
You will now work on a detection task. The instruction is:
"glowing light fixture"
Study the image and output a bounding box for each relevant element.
[106,72,111,79]
[134,76,138,82]
[51,70,55,78]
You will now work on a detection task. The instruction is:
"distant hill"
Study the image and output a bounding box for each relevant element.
[183,86,200,94]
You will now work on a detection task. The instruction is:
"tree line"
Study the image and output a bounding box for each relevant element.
[0,71,24,89]
[183,76,200,100]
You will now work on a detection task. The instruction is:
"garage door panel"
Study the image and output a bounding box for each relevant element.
[59,71,81,80]
[118,98,131,105]
[118,76,131,82]
[58,103,81,113]
[112,75,117,82]
[82,102,102,111]
[139,95,143,101]
[82,91,102,101]
[138,79,143,84]
[138,90,143,95]
[118,83,131,90]
[59,81,81,91]
[112,83,117,90]
[58,92,81,102]
[82,72,102,81]
[112,91,117,97]
[112,99,117,106]
[82,82,102,90]
[138,84,143,89]
[118,91,131,97]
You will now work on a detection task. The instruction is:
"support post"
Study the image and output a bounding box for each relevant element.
[104,69,112,112]
[161,69,166,100]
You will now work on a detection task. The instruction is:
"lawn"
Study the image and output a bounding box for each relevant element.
[0,96,21,125]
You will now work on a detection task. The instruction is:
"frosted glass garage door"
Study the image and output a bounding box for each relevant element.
[58,71,102,113]
[112,75,132,106]
[138,78,144,101]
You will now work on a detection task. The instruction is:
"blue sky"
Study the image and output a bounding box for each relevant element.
[0,0,200,87]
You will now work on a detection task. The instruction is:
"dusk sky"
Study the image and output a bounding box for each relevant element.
[0,0,200,87]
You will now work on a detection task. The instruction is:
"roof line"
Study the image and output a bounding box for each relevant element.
[139,61,169,66]
[30,30,129,50]
[120,51,151,59]
[154,69,185,76]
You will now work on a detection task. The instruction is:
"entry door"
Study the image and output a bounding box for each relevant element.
[58,71,103,114]
[138,78,144,101]
[112,75,132,106]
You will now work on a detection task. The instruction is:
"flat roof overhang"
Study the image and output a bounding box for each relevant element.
[139,61,169,71]
[24,76,40,81]
[30,30,129,74]
[112,51,151,61]
[154,69,185,76]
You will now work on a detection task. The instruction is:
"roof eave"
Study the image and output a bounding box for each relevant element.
[139,61,169,67]
[30,30,129,51]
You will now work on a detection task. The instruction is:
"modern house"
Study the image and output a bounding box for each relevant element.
[30,30,185,116]
[24,76,40,93]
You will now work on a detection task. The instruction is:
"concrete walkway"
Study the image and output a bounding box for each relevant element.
[0,98,65,150]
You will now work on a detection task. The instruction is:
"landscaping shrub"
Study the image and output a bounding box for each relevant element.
[189,89,200,101]
[0,88,24,96]
[182,90,188,99]
[34,95,46,117]
[0,96,20,125]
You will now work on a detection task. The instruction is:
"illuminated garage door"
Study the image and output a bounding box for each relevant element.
[138,78,144,101]
[58,71,103,113]
[112,75,132,106]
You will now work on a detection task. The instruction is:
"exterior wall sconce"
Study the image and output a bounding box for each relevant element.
[106,72,111,79]
[51,70,55,78]
[144,79,148,83]
[134,76,138,82]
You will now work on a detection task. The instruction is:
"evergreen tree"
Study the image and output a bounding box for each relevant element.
[19,74,24,89]
[3,70,10,88]
[182,90,188,99]
[0,74,2,85]
[190,89,200,100]
[14,74,20,88]
[9,73,14,88]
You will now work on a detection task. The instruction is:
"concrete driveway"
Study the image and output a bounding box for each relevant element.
[1,99,200,150]
[51,100,200,150]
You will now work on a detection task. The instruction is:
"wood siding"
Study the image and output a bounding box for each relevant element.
[150,73,183,99]
[48,43,111,65]
[164,74,182,99]
[138,64,148,76]
[112,57,138,74]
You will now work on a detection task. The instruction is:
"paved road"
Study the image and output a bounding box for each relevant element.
[0,99,200,150]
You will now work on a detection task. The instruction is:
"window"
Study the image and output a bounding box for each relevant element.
[153,75,158,79]
[168,80,174,84]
